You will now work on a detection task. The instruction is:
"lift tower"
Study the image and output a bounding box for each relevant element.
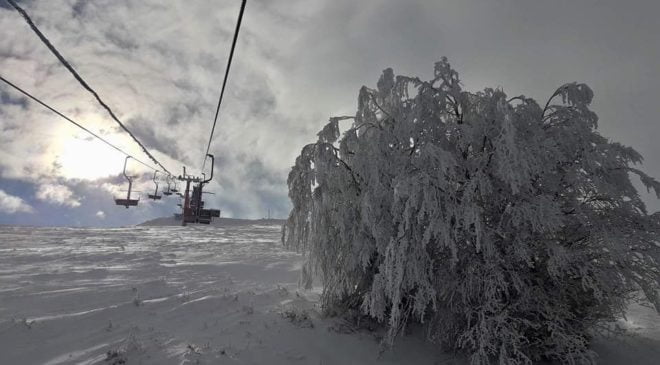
[178,154,221,226]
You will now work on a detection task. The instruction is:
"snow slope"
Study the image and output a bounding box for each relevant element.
[0,225,441,364]
[0,224,658,364]
[138,216,286,227]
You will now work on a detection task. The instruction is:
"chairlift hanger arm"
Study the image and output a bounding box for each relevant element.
[115,156,140,208]
[122,156,133,181]
[202,154,214,184]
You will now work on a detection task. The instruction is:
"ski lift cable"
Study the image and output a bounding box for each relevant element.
[5,0,173,176]
[201,0,248,174]
[0,75,162,174]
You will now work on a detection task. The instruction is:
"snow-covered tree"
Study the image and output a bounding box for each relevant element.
[283,58,660,364]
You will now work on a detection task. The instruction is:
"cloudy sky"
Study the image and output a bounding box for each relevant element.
[0,0,659,227]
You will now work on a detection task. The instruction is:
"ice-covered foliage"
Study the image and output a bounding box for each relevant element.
[283,58,660,364]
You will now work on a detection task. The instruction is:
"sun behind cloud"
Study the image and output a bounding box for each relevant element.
[55,133,126,181]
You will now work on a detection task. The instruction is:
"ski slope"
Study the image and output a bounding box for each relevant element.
[0,223,658,364]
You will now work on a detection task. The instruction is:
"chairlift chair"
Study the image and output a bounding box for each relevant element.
[148,171,162,200]
[114,156,140,208]
[163,175,173,196]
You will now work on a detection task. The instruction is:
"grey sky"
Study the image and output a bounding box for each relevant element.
[0,0,658,225]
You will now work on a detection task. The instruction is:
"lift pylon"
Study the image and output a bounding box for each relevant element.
[178,154,221,225]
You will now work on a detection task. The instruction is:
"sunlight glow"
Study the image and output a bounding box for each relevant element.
[56,135,125,180]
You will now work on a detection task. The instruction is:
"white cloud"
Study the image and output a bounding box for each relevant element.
[0,189,34,214]
[35,183,81,207]
[101,182,123,196]
[96,210,105,219]
[1,0,659,221]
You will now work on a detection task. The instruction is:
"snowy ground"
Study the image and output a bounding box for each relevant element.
[0,224,658,364]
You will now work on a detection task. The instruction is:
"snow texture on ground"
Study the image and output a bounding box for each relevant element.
[0,224,658,364]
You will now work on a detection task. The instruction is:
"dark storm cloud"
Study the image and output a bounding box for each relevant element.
[103,27,141,52]
[0,89,27,108]
[164,102,206,127]
[70,0,87,17]
[0,0,25,10]
[243,159,285,188]
[126,116,185,162]
[233,82,277,119]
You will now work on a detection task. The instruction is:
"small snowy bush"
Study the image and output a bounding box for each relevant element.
[283,58,660,364]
